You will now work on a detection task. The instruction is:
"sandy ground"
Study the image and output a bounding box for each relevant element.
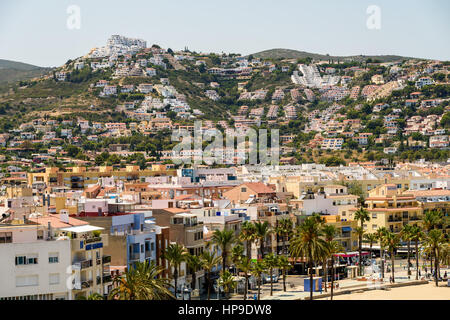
[329,282,450,300]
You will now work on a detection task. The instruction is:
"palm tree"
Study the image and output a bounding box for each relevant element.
[240,221,257,258]
[364,233,377,257]
[108,261,174,300]
[354,226,365,275]
[250,260,266,300]
[231,242,244,274]
[275,218,294,256]
[87,292,105,300]
[423,229,446,286]
[217,270,237,299]
[327,240,344,300]
[277,255,292,292]
[200,250,221,300]
[322,224,337,292]
[423,209,444,273]
[211,229,235,274]
[254,221,271,259]
[163,243,186,298]
[384,231,400,283]
[400,224,413,279]
[236,256,252,300]
[263,253,278,296]
[289,216,326,300]
[409,225,423,280]
[184,252,202,291]
[354,207,370,276]
[375,227,388,279]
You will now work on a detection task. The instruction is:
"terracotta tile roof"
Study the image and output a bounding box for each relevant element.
[408,189,450,197]
[242,182,275,194]
[28,214,88,229]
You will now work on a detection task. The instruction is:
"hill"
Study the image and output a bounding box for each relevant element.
[0,59,52,84]
[248,48,416,63]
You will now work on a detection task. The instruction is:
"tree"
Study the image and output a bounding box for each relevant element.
[184,253,202,291]
[200,250,221,300]
[423,229,446,286]
[423,209,444,272]
[321,224,337,292]
[277,255,292,292]
[289,216,326,300]
[108,261,174,300]
[251,260,266,300]
[236,256,252,300]
[275,218,294,256]
[384,232,400,283]
[216,270,236,299]
[163,243,186,298]
[409,225,423,280]
[400,225,413,278]
[354,207,370,276]
[239,221,256,258]
[327,241,343,300]
[263,253,278,296]
[211,229,235,273]
[254,221,272,259]
[375,227,388,279]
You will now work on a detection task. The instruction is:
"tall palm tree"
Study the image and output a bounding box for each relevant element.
[240,221,257,259]
[231,242,244,274]
[236,256,252,300]
[277,255,292,292]
[184,252,202,291]
[200,250,221,300]
[254,221,271,259]
[250,260,266,300]
[211,229,235,274]
[375,227,388,279]
[409,225,423,280]
[275,218,294,256]
[364,233,377,257]
[109,261,174,300]
[322,224,337,292]
[263,253,278,296]
[163,243,186,298]
[423,229,446,286]
[384,231,400,283]
[423,209,444,273]
[327,240,344,300]
[216,270,236,299]
[400,224,413,279]
[289,216,326,300]
[354,226,365,275]
[354,207,370,276]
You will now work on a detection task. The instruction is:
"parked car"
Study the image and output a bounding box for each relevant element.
[263,274,278,283]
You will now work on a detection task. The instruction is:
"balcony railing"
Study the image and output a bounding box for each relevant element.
[103,275,113,283]
[145,250,152,258]
[130,252,140,261]
[102,255,111,264]
[85,236,102,244]
[73,259,92,270]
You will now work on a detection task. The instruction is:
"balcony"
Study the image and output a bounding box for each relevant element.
[103,274,113,283]
[102,255,111,264]
[85,236,102,244]
[96,276,101,285]
[73,259,93,270]
[130,252,140,261]
[145,250,152,258]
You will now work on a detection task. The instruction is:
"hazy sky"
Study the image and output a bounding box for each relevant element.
[0,0,449,67]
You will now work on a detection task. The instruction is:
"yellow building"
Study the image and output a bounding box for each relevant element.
[323,215,359,251]
[28,165,176,192]
[350,184,423,235]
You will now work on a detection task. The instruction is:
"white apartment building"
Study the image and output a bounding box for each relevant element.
[0,220,71,300]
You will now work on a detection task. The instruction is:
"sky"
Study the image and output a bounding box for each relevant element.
[0,0,449,67]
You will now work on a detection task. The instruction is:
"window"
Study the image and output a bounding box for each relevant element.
[37,230,44,240]
[49,273,60,285]
[16,275,38,287]
[372,213,377,218]
[372,224,378,230]
[15,256,26,265]
[0,232,12,243]
[48,253,59,264]
[241,187,247,192]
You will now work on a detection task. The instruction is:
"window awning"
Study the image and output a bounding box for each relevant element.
[342,227,352,232]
